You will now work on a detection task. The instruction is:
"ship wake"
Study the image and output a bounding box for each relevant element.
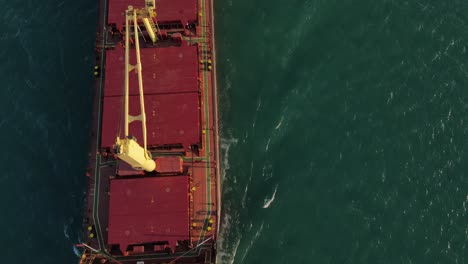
[263,185,278,208]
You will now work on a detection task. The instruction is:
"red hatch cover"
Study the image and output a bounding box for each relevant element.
[104,45,199,97]
[108,0,197,27]
[101,92,201,148]
[108,176,189,252]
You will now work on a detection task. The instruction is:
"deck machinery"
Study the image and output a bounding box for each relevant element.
[79,0,220,263]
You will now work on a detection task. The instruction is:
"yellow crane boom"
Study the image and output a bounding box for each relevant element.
[114,3,158,172]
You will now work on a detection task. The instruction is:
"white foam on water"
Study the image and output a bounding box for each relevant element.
[239,222,264,263]
[265,137,271,151]
[219,137,238,184]
[73,245,82,258]
[241,184,249,209]
[216,237,241,264]
[216,211,243,264]
[63,223,70,240]
[252,97,262,128]
[216,212,232,262]
[228,238,241,264]
[63,217,75,241]
[261,163,274,180]
[223,58,234,91]
[216,136,245,264]
[242,161,254,209]
[275,115,284,130]
[264,106,290,153]
[263,185,278,209]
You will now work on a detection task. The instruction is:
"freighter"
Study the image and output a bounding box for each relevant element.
[78,0,220,263]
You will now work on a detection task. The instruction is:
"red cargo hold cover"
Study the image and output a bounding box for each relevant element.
[104,45,199,97]
[101,93,200,148]
[108,176,189,252]
[155,156,183,173]
[108,0,197,26]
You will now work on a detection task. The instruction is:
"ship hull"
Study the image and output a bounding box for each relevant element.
[81,0,220,263]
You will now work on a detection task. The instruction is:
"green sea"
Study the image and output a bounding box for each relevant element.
[215,0,467,263]
[1,0,467,263]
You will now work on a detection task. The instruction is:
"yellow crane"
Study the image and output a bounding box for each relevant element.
[114,1,159,172]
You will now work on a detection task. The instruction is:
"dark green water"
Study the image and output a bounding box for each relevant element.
[0,0,467,263]
[215,0,467,263]
[0,0,96,262]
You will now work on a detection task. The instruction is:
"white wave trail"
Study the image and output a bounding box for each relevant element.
[220,137,238,184]
[73,245,82,258]
[242,161,254,209]
[265,137,271,151]
[275,115,284,130]
[63,223,70,240]
[239,222,264,263]
[263,185,278,208]
[216,211,243,264]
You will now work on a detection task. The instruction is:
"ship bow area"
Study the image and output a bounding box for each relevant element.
[81,0,219,263]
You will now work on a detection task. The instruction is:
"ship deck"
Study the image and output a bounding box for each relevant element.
[81,0,219,263]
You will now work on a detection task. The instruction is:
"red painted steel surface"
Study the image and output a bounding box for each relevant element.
[108,0,197,26]
[108,176,189,252]
[155,156,183,173]
[104,45,199,97]
[101,92,200,148]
